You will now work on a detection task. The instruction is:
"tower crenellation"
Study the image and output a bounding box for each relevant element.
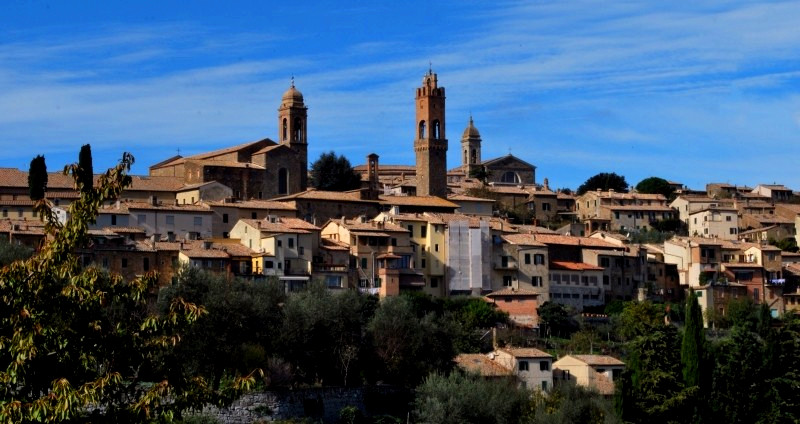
[414,69,448,197]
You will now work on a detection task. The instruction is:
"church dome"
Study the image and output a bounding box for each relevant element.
[462,116,481,139]
[282,84,304,104]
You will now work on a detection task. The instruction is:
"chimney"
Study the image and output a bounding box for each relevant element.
[174,199,179,206]
[115,199,121,209]
[543,178,550,191]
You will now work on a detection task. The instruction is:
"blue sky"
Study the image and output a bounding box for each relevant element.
[1,1,799,191]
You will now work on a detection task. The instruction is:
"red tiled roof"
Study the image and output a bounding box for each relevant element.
[499,347,553,359]
[205,199,297,211]
[379,195,459,209]
[454,354,512,377]
[502,233,547,247]
[532,234,620,248]
[550,261,604,271]
[486,288,540,297]
[571,354,625,366]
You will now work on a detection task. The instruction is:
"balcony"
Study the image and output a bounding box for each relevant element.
[494,261,518,270]
[312,263,348,273]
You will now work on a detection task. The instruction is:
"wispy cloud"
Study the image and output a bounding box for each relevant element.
[0,1,799,190]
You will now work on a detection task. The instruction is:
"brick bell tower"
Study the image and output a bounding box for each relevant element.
[278,77,308,191]
[414,68,448,197]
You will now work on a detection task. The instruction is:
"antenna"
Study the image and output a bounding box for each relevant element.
[290,75,295,88]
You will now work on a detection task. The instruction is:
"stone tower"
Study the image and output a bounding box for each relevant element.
[414,69,448,197]
[461,115,482,176]
[278,79,308,191]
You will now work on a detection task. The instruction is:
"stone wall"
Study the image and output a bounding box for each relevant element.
[188,386,410,424]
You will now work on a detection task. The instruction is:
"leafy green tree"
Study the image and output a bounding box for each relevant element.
[367,296,456,386]
[281,283,377,386]
[681,290,704,388]
[0,239,33,267]
[635,177,675,200]
[771,237,798,252]
[157,267,286,390]
[27,155,47,201]
[309,151,363,191]
[413,372,531,424]
[709,327,767,423]
[533,383,621,424]
[0,153,256,423]
[612,301,666,341]
[537,301,573,339]
[468,166,492,185]
[576,172,628,195]
[78,143,94,194]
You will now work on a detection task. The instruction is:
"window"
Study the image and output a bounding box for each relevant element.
[1,209,6,217]
[501,256,509,267]
[600,257,610,267]
[143,258,150,271]
[525,254,531,265]
[503,275,512,287]
[518,361,529,371]
[111,215,117,225]
[299,246,304,255]
[265,261,273,269]
[540,361,550,371]
[121,258,128,268]
[421,258,426,268]
[252,212,257,219]
[193,216,202,226]
[102,257,109,268]
[419,120,426,138]
[542,203,551,211]
[532,276,542,287]
[361,257,368,269]
[501,171,521,184]
[407,225,414,236]
[223,232,229,238]
[288,238,294,248]
[391,238,397,246]
[138,214,146,224]
[166,215,175,225]
[222,214,229,223]
[729,228,736,234]
[726,215,732,221]
[430,277,439,288]
[278,168,288,195]
[534,254,545,265]
[277,240,282,247]
[603,275,610,285]
[421,226,427,238]
[434,244,439,252]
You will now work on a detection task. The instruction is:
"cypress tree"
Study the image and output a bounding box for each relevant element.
[681,289,704,387]
[27,155,47,201]
[78,144,93,193]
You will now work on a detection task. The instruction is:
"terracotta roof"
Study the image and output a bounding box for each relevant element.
[0,200,36,206]
[154,241,182,251]
[550,261,604,271]
[454,354,512,377]
[722,262,763,268]
[667,236,725,247]
[448,194,496,203]
[184,139,274,161]
[499,347,552,359]
[502,233,547,247]
[125,202,212,213]
[353,164,416,173]
[329,218,408,233]
[744,214,794,224]
[378,195,459,209]
[272,188,377,203]
[177,181,224,191]
[557,192,576,200]
[607,205,673,211]
[205,199,297,211]
[690,206,738,214]
[239,218,317,234]
[738,225,779,236]
[252,144,287,155]
[532,234,621,249]
[484,185,532,195]
[104,226,146,234]
[126,175,186,192]
[320,238,349,251]
[486,288,540,297]
[590,372,616,395]
[585,191,666,201]
[513,225,557,234]
[571,355,625,366]
[756,184,793,191]
[775,204,800,214]
[192,160,265,170]
[426,213,515,232]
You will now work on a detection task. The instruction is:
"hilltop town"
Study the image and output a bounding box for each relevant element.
[3,70,797,321]
[2,70,799,422]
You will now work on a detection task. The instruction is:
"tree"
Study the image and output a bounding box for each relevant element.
[309,151,362,191]
[0,152,257,422]
[681,290,704,388]
[413,372,531,424]
[537,301,573,339]
[635,177,675,200]
[468,166,491,185]
[78,144,94,193]
[27,155,47,201]
[367,296,456,386]
[576,172,629,195]
[0,239,33,268]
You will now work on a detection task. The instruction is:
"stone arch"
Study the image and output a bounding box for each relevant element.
[419,120,426,139]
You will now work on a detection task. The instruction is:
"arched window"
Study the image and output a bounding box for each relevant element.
[432,120,440,139]
[278,168,288,194]
[464,149,468,164]
[470,149,477,164]
[293,117,303,142]
[282,118,288,141]
[418,120,426,139]
[501,171,521,184]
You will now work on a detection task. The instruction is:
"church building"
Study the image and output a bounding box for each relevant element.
[149,81,309,201]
